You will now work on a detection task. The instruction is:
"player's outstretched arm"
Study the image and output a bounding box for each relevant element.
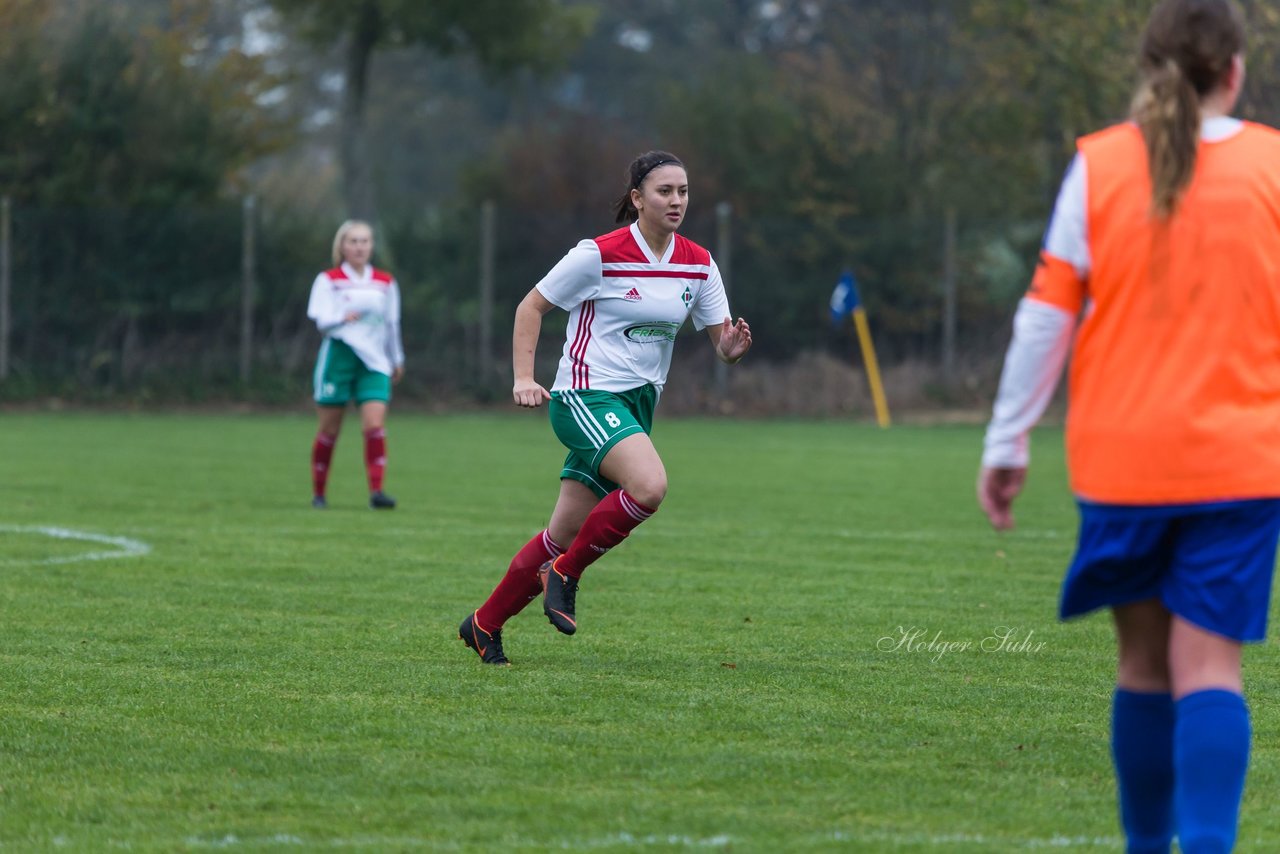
[708,316,752,364]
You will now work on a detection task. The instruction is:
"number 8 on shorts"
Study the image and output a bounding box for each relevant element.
[548,386,657,498]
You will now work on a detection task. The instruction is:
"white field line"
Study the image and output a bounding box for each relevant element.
[0,525,151,566]
[640,525,1068,543]
[105,522,1069,544]
[174,829,1127,850]
[833,528,1066,541]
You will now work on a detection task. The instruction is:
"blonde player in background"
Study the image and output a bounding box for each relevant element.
[307,220,405,510]
[459,150,752,666]
[979,1,1280,850]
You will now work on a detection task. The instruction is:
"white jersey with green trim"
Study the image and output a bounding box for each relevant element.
[535,222,730,394]
[306,262,404,377]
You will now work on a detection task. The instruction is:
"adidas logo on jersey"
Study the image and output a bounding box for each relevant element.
[623,288,642,301]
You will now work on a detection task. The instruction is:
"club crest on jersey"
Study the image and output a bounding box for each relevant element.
[624,322,680,343]
[681,286,693,306]
[623,287,642,302]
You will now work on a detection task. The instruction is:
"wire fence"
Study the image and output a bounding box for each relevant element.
[0,195,1036,412]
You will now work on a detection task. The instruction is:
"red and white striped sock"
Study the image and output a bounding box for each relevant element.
[557,489,655,579]
[476,530,565,631]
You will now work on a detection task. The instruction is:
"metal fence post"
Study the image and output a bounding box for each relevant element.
[479,200,496,386]
[715,201,732,398]
[0,196,11,381]
[240,195,256,383]
[942,206,957,385]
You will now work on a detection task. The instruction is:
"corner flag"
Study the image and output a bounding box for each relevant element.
[829,270,890,428]
[829,270,860,326]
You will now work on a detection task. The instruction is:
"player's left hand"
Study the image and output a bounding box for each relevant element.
[392,366,404,384]
[717,317,752,364]
[977,466,1027,531]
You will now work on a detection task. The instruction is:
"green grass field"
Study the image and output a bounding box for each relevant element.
[3,412,1280,852]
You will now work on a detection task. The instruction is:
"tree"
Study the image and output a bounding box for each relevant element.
[266,0,592,220]
[0,0,293,387]
[0,0,288,206]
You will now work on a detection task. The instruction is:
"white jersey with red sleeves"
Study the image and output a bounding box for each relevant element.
[306,262,405,377]
[536,222,730,394]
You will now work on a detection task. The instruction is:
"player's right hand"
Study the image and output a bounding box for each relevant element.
[977,466,1027,531]
[513,378,552,408]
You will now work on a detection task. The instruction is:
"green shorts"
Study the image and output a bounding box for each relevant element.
[549,386,657,498]
[313,338,391,406]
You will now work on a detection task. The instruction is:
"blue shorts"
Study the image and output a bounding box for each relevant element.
[1060,499,1280,642]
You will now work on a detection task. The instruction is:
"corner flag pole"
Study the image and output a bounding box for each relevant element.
[831,270,891,428]
[852,306,891,428]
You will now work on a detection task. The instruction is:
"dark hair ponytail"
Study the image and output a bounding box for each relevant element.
[1131,0,1245,217]
[612,150,685,223]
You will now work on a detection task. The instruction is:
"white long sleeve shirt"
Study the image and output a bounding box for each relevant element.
[306,262,404,376]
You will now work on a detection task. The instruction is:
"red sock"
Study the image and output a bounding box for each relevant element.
[476,530,564,631]
[364,427,386,492]
[558,489,655,579]
[311,432,336,497]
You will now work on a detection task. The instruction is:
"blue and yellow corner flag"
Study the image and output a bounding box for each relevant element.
[828,269,890,428]
[829,270,861,327]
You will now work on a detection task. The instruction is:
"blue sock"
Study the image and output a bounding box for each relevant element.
[1175,689,1250,854]
[1111,689,1175,854]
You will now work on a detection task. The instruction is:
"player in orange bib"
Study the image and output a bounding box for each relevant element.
[978,1,1280,850]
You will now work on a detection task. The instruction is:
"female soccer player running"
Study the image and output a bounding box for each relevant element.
[460,150,752,665]
[979,2,1280,850]
[307,220,405,510]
